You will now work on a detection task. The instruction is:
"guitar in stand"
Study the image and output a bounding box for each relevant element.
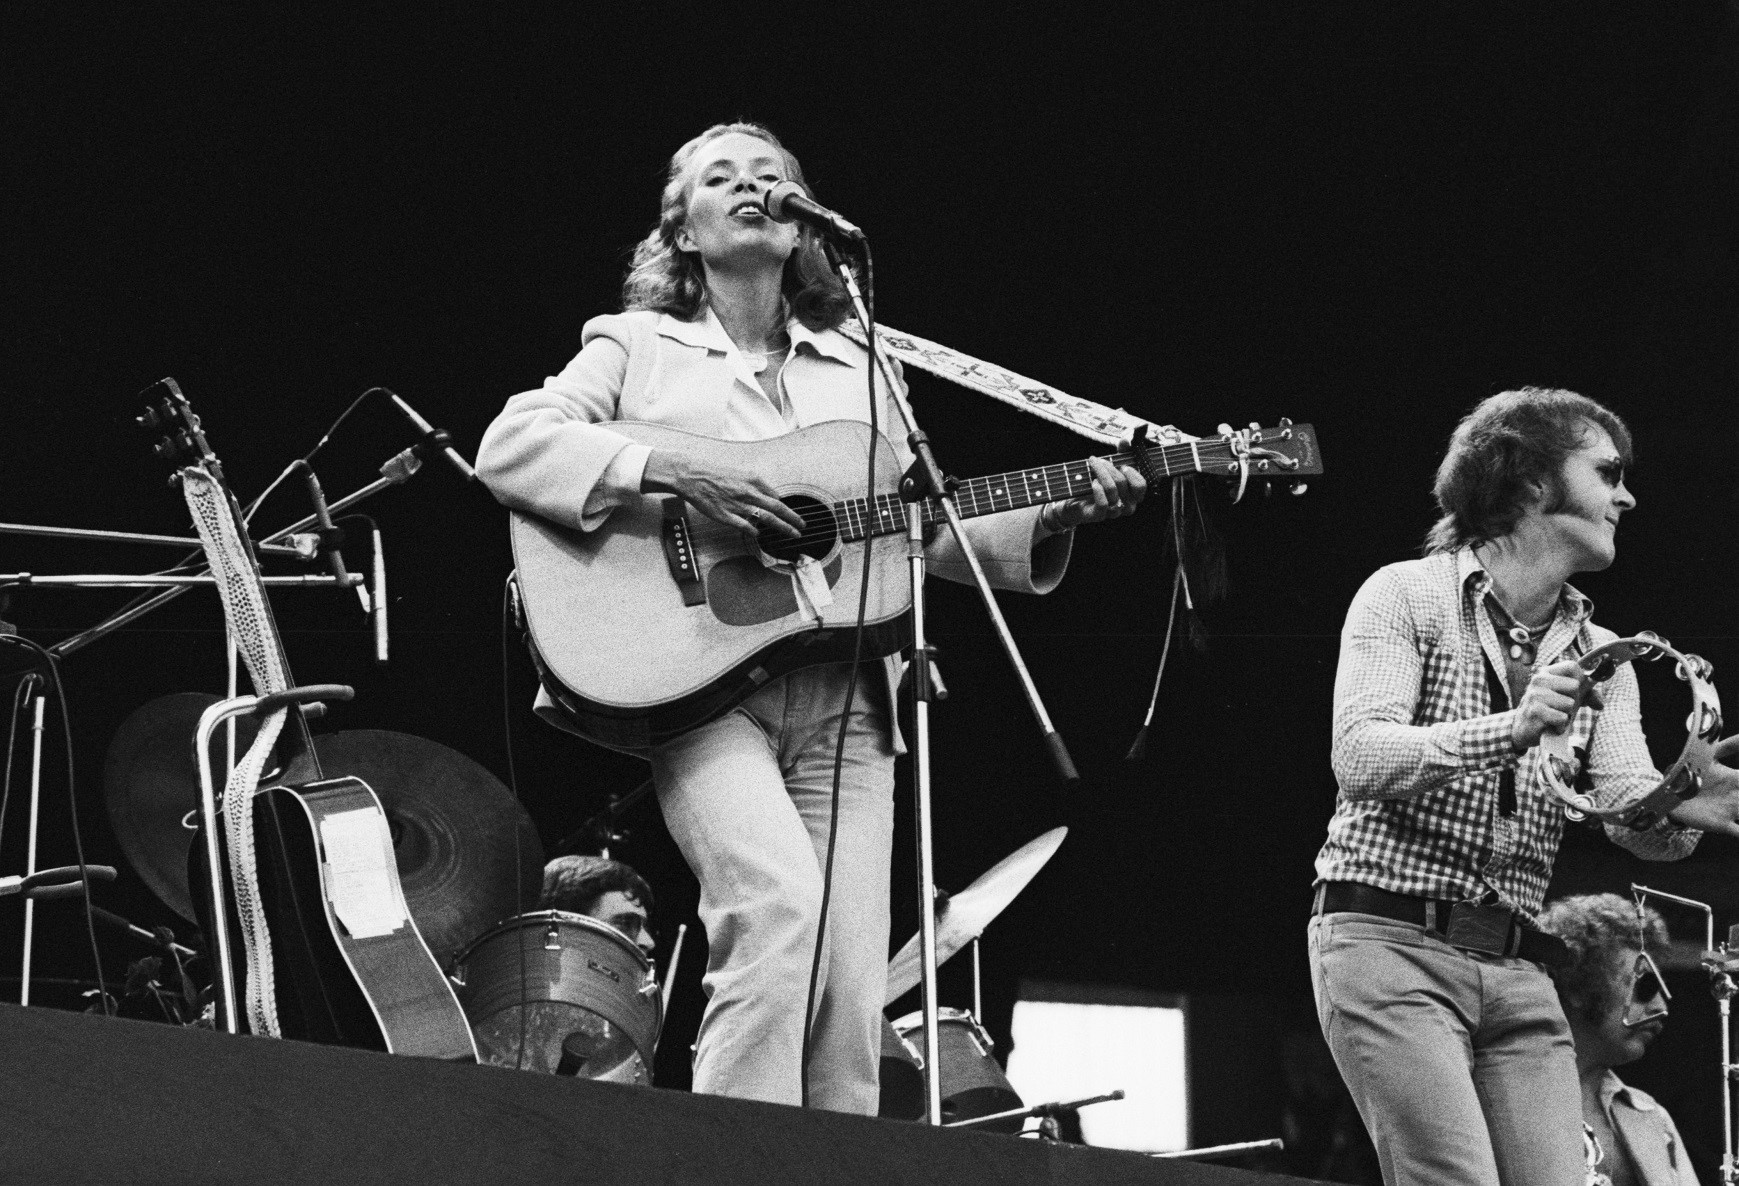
[140,379,474,1060]
[510,418,1322,750]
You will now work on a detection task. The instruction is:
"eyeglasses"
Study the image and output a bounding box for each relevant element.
[1622,950,1671,1028]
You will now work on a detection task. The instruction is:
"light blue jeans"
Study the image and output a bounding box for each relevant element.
[651,664,895,1115]
[1308,911,1583,1186]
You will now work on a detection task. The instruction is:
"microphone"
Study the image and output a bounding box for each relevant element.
[382,389,477,482]
[370,522,388,664]
[289,461,352,587]
[762,181,865,243]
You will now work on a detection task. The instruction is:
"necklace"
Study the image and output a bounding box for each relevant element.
[1486,592,1553,663]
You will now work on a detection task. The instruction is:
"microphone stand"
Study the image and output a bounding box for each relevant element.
[822,238,1078,1126]
[47,441,436,660]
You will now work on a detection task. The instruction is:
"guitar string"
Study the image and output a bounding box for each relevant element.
[738,440,1266,549]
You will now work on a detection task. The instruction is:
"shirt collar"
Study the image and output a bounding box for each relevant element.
[1457,544,1595,625]
[1597,1069,1655,1113]
[657,307,856,365]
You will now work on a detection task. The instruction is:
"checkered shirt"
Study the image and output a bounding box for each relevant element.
[1315,547,1698,919]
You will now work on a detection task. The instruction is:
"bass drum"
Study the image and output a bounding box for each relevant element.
[886,1007,1024,1130]
[451,911,662,1083]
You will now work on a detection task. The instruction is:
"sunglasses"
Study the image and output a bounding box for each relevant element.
[1622,951,1671,1028]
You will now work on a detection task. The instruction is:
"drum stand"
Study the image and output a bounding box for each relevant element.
[825,243,1079,1125]
[1632,883,1739,1184]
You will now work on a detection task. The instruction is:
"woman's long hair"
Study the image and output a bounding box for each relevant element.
[621,122,852,331]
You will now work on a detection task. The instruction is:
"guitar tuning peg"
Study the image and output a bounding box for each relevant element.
[1216,422,1234,437]
[1261,479,1274,498]
[1290,482,1309,496]
[136,407,163,431]
[1278,417,1293,428]
[1248,421,1261,432]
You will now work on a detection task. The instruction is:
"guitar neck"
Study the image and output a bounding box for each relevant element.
[838,437,1238,541]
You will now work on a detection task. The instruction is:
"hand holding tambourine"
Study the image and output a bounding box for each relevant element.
[1533,633,1739,838]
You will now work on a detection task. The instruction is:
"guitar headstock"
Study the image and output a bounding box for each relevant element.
[1218,420,1322,479]
[135,378,225,482]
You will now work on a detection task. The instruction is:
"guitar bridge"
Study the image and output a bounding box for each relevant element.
[660,499,707,607]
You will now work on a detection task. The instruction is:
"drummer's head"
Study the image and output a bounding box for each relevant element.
[540,855,656,956]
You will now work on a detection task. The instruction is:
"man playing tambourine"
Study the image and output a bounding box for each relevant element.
[1309,387,1739,1185]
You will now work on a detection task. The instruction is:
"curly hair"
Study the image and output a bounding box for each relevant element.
[539,855,654,918]
[620,121,852,332]
[1535,892,1668,1018]
[1424,387,1634,555]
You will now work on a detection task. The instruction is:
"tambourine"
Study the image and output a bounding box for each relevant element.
[1539,632,1722,823]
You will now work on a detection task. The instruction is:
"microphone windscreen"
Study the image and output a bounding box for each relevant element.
[763,180,806,222]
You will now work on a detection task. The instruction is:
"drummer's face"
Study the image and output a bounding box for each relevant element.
[590,890,654,956]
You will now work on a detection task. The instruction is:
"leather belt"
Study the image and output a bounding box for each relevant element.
[1314,881,1569,969]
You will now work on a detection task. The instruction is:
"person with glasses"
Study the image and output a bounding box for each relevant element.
[1536,893,1699,1186]
[1309,388,1739,1185]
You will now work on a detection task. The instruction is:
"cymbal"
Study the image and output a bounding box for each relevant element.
[104,705,543,968]
[885,826,1067,1006]
[310,730,544,969]
[103,693,275,922]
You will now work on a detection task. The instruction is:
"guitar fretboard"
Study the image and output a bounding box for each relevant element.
[834,438,1234,541]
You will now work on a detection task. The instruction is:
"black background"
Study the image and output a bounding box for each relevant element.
[3,6,1735,1177]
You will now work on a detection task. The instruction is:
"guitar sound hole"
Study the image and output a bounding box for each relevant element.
[759,495,836,564]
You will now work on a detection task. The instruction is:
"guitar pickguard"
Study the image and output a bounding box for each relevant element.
[707,555,844,626]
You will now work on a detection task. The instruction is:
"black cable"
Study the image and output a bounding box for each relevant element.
[0,674,39,853]
[244,387,391,523]
[58,387,397,655]
[0,636,109,1014]
[502,573,531,1070]
[800,239,878,1107]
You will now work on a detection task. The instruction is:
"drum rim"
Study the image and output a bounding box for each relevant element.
[453,908,651,973]
[890,1006,980,1032]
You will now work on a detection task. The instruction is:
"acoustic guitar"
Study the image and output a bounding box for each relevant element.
[511,418,1321,750]
[143,379,476,1059]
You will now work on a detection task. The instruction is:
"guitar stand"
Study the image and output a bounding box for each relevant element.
[194,683,355,1034]
[824,241,1078,1126]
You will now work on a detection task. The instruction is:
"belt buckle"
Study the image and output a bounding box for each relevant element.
[1445,900,1516,957]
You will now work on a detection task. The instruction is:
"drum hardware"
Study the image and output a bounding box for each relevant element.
[551,778,655,860]
[1631,883,1739,1184]
[1,864,116,901]
[660,924,688,1016]
[885,827,1068,1005]
[884,1007,1024,1129]
[451,910,663,1084]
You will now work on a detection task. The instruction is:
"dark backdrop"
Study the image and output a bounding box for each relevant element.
[3,6,1736,1177]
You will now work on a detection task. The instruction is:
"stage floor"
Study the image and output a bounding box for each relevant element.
[0,1004,1328,1184]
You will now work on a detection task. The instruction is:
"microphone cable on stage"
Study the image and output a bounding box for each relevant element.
[0,636,110,1014]
[801,234,879,1109]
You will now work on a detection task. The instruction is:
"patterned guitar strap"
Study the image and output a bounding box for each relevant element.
[836,322,1185,448]
[181,464,287,1038]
